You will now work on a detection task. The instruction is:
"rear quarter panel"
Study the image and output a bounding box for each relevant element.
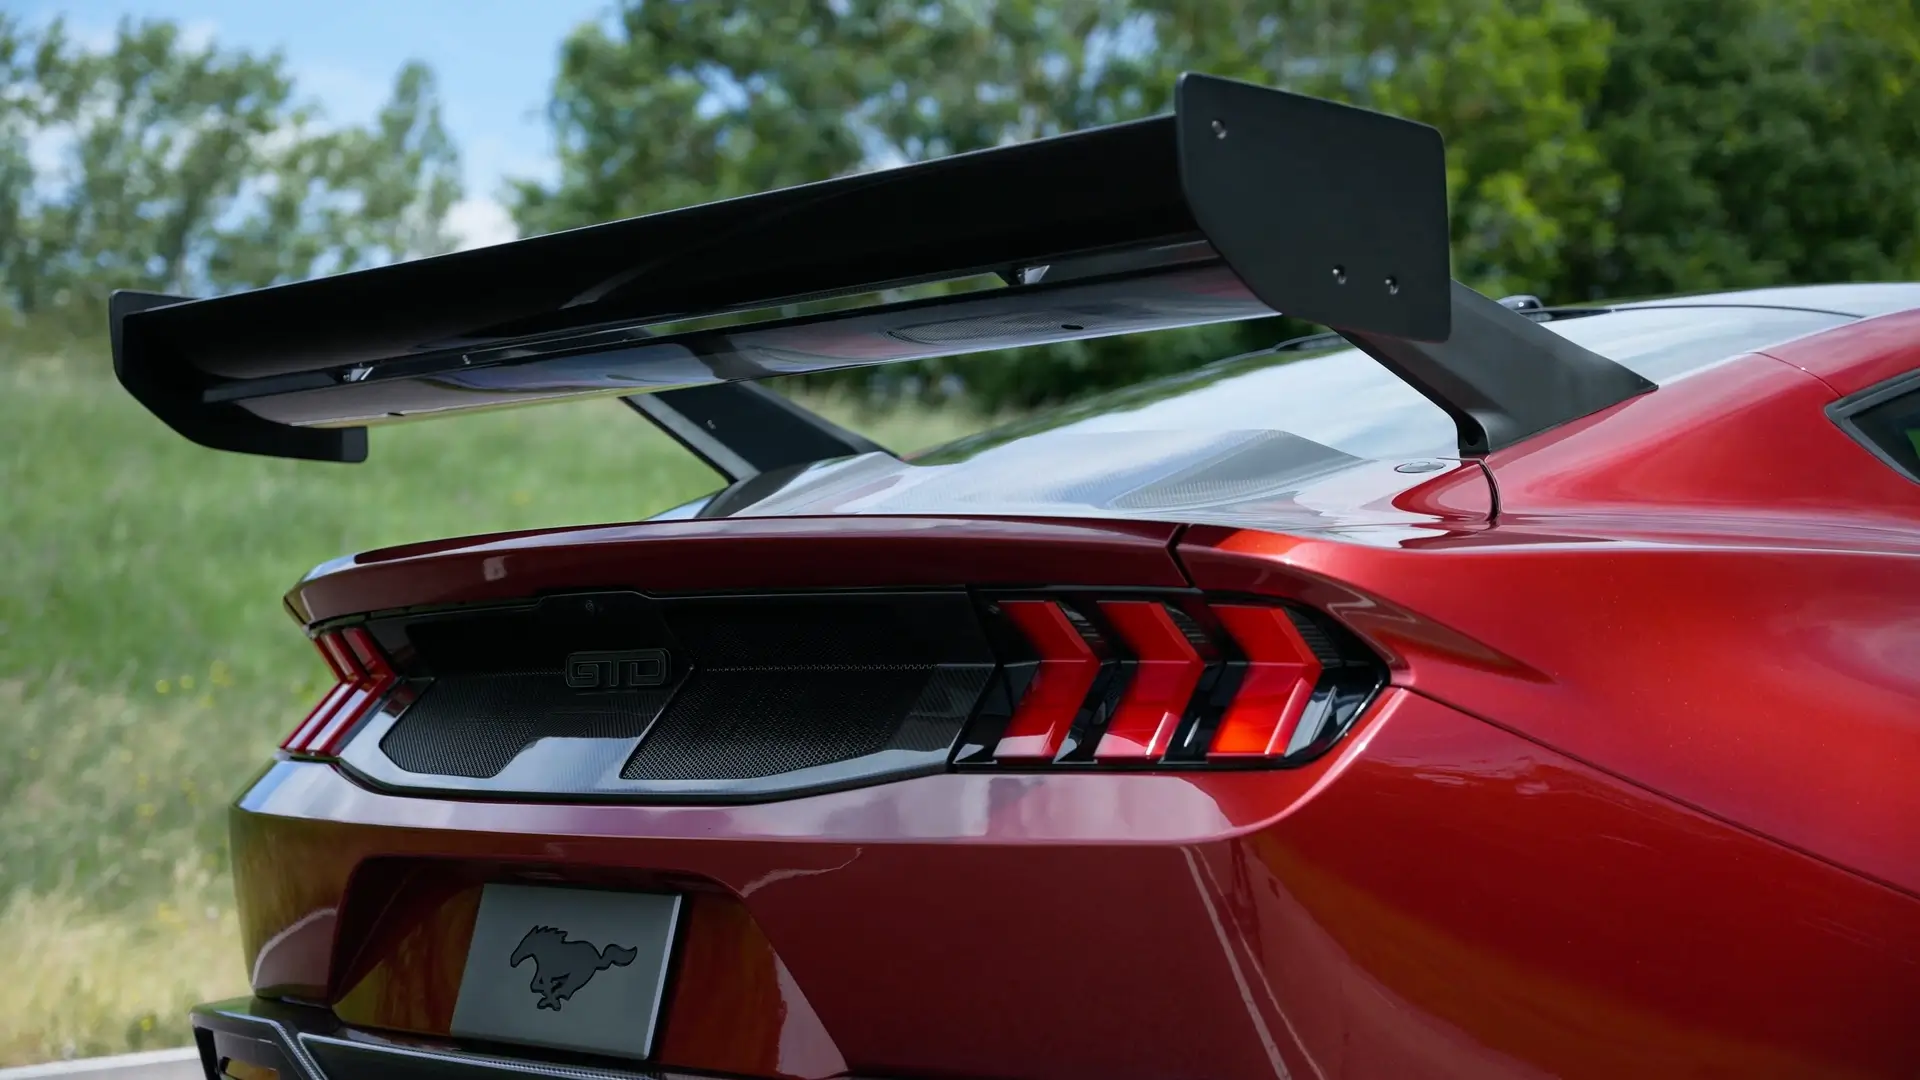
[226,692,1920,1079]
[1178,343,1920,898]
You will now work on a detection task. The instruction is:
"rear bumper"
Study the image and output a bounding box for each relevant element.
[228,691,1395,1080]
[217,688,1920,1080]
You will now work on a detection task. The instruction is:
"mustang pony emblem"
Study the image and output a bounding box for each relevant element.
[509,925,639,1011]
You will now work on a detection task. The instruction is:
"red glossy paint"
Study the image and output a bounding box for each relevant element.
[654,891,846,1080]
[289,516,1189,624]
[229,703,1380,1080]
[227,689,1920,1078]
[1482,349,1920,528]
[210,307,1920,1077]
[1181,530,1920,899]
[1180,342,1920,899]
[324,870,846,1080]
[332,876,478,1034]
[1760,306,1920,395]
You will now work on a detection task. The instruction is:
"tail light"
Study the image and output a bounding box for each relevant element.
[279,593,1380,776]
[1091,600,1204,761]
[281,626,396,758]
[992,601,1102,761]
[956,593,1382,769]
[1207,606,1323,758]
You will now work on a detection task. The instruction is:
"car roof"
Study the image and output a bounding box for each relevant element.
[1608,282,1920,318]
[669,291,1913,529]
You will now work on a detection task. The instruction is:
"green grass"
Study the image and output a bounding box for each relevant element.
[0,335,991,1064]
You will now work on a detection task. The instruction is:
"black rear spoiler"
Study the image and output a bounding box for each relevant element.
[109,72,1651,463]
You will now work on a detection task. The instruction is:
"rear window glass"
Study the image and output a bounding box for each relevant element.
[1836,374,1920,483]
[1548,306,1848,383]
[928,304,1851,465]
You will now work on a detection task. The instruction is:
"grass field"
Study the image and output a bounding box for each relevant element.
[0,336,990,1064]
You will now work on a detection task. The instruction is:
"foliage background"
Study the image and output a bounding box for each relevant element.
[2,0,1918,1063]
[6,0,1918,402]
[508,0,1920,406]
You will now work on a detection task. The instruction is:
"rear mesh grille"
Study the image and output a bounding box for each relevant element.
[381,676,671,778]
[621,665,988,781]
[360,590,994,792]
[891,665,997,751]
[338,586,1384,800]
[666,604,932,666]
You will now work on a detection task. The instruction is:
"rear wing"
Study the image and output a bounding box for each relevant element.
[109,73,1651,463]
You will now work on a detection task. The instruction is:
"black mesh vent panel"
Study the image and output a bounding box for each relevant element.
[888,665,994,753]
[622,667,942,781]
[363,589,993,792]
[381,676,671,778]
[1284,608,1343,667]
[666,601,942,667]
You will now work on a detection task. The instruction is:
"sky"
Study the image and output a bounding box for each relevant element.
[34,0,615,249]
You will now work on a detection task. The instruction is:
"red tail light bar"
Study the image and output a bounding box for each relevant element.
[1093,601,1205,761]
[281,627,396,757]
[993,601,1102,761]
[1208,606,1324,758]
[959,593,1382,769]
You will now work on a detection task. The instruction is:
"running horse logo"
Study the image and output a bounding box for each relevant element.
[509,926,639,1011]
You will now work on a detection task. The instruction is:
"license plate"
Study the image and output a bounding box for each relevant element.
[450,884,682,1060]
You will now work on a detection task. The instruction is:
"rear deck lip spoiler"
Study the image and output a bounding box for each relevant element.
[284,515,1192,626]
[110,71,1652,464]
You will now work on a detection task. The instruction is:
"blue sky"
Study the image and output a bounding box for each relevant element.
[35,0,615,248]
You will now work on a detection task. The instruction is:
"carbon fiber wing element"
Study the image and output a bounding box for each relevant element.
[108,72,1648,462]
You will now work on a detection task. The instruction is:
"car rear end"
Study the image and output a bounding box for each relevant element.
[194,500,1920,1080]
[108,72,1920,1080]
[199,515,1406,1080]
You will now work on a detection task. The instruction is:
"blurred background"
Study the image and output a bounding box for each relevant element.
[2,0,1918,1065]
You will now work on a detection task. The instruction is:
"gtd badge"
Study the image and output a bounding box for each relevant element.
[564,649,669,692]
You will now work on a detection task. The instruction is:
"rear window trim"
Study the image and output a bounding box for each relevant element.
[1827,368,1920,484]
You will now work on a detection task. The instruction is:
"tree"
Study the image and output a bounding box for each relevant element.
[509,0,1624,406]
[515,0,1920,409]
[510,1,1144,230]
[1087,0,1616,299]
[1561,0,1920,299]
[508,1,1290,410]
[0,15,461,336]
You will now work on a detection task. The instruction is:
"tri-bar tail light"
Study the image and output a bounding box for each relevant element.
[956,592,1384,769]
[277,590,1383,775]
[281,627,397,757]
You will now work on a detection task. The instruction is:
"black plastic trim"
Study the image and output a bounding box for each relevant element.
[621,380,887,483]
[109,72,1462,461]
[1827,367,1920,484]
[1344,281,1656,455]
[191,995,777,1079]
[314,585,1386,799]
[336,589,995,803]
[109,73,1660,465]
[1159,598,1245,764]
[1052,599,1129,764]
[110,289,368,463]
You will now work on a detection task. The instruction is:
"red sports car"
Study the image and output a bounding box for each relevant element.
[112,75,1919,1080]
